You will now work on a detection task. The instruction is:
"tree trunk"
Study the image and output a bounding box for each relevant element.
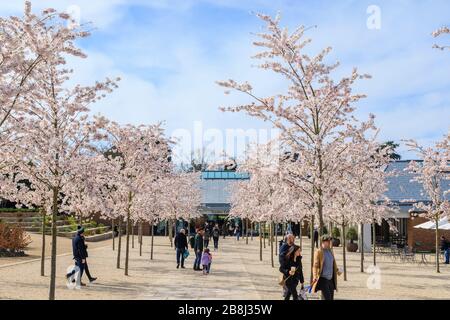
[48,187,58,300]
[132,221,135,249]
[310,216,315,284]
[112,219,115,251]
[263,222,266,249]
[373,220,377,266]
[275,223,278,256]
[251,222,254,241]
[116,218,122,269]
[40,209,46,277]
[299,220,303,248]
[139,222,143,257]
[124,206,131,276]
[169,219,174,247]
[259,222,263,261]
[270,222,274,268]
[360,223,364,273]
[246,219,249,245]
[342,223,347,281]
[164,220,167,237]
[436,219,440,273]
[79,213,83,227]
[150,221,154,260]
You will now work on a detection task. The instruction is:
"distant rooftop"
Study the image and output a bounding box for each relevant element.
[384,161,450,204]
[201,171,250,180]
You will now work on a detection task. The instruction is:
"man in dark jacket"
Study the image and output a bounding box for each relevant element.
[174,229,188,269]
[66,227,88,286]
[193,228,205,271]
[441,235,450,264]
[279,234,295,298]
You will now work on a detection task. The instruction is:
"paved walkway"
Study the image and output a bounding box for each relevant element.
[0,234,449,300]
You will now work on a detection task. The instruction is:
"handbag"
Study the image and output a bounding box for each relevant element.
[183,250,190,259]
[278,267,297,286]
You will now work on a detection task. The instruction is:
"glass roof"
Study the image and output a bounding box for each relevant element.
[201,171,250,180]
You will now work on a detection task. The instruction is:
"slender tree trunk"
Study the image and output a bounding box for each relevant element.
[124,205,131,276]
[188,220,191,237]
[263,222,266,249]
[270,222,274,268]
[259,222,263,261]
[132,221,135,249]
[139,222,143,257]
[117,218,122,269]
[112,219,115,251]
[310,216,315,284]
[49,187,58,300]
[275,223,278,256]
[250,222,254,241]
[79,213,82,227]
[342,223,347,281]
[373,220,376,266]
[360,223,364,273]
[299,220,303,248]
[150,221,154,260]
[164,220,167,237]
[436,219,440,273]
[169,219,174,248]
[40,209,46,277]
[246,219,249,245]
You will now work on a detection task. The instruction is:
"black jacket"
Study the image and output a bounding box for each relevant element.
[194,233,204,252]
[72,234,87,260]
[279,255,304,285]
[441,239,450,251]
[174,232,188,250]
[212,227,220,239]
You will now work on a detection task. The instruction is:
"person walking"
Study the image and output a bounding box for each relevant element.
[312,235,342,300]
[279,245,304,300]
[66,227,88,286]
[212,224,220,251]
[201,248,212,275]
[174,229,188,269]
[193,228,205,271]
[204,227,211,248]
[441,235,450,265]
[79,227,97,283]
[235,225,241,241]
[313,228,319,249]
[279,234,295,298]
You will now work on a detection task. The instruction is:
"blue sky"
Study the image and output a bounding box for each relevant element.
[2,1,449,161]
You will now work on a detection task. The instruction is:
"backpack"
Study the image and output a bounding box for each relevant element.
[189,236,195,249]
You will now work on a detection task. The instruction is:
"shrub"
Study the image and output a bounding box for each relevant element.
[0,223,31,255]
[346,227,358,243]
[332,227,341,238]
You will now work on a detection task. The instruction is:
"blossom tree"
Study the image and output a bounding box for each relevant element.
[103,122,172,275]
[433,26,450,50]
[405,137,450,273]
[159,171,202,247]
[3,6,119,297]
[217,13,375,245]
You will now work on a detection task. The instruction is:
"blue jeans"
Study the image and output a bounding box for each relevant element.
[194,251,202,269]
[236,232,241,241]
[445,249,450,264]
[176,248,185,266]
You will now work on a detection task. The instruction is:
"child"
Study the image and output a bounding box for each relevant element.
[201,248,212,275]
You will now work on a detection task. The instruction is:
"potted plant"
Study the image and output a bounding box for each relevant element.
[331,227,341,247]
[346,227,359,252]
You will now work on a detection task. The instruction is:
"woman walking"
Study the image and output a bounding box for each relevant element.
[279,245,304,300]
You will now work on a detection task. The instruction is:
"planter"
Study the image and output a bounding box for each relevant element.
[347,242,358,252]
[332,238,341,247]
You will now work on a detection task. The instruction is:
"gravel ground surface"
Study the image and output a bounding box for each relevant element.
[0,233,449,300]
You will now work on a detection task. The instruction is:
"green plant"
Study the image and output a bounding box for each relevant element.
[332,227,341,238]
[322,226,328,235]
[346,227,358,243]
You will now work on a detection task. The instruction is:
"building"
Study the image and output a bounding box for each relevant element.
[201,161,450,251]
[199,170,249,225]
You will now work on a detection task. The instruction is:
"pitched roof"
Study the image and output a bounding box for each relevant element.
[384,161,450,204]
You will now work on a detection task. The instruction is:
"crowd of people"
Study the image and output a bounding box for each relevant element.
[66,221,344,299]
